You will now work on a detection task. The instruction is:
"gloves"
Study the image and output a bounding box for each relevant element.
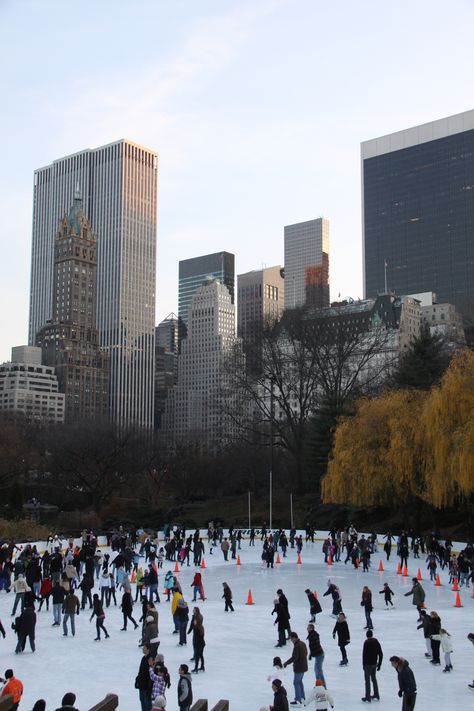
[377,665,381,671]
[333,634,336,639]
[398,690,403,698]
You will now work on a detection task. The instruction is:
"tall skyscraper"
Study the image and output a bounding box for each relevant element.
[162,278,243,449]
[284,218,330,310]
[237,265,284,372]
[154,314,179,430]
[29,140,158,428]
[178,251,235,336]
[362,110,474,336]
[36,194,109,423]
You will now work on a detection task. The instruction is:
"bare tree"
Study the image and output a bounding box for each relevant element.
[223,306,396,491]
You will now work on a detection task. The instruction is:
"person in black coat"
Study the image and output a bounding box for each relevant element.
[121,591,138,631]
[136,643,153,711]
[222,583,234,612]
[272,599,289,647]
[362,630,383,702]
[277,589,291,638]
[429,611,442,664]
[90,593,109,640]
[390,656,417,710]
[333,612,350,665]
[15,604,36,653]
[305,588,322,623]
[271,679,289,711]
[307,623,326,686]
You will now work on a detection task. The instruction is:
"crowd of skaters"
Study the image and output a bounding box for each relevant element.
[0,522,473,710]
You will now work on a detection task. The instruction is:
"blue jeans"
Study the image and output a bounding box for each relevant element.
[179,618,187,645]
[293,671,305,702]
[63,612,76,636]
[314,654,326,686]
[53,603,62,624]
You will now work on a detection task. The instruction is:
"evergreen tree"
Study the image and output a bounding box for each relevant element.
[392,324,451,390]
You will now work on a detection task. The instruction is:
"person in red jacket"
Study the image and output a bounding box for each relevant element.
[191,573,205,602]
[0,669,24,710]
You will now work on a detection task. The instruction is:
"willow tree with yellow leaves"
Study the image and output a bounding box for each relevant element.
[322,349,474,512]
[322,390,426,507]
[420,349,474,508]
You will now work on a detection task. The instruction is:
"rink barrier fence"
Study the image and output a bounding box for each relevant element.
[9,530,468,558]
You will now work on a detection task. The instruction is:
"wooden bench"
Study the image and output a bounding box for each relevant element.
[211,701,229,711]
[191,702,208,711]
[87,693,119,711]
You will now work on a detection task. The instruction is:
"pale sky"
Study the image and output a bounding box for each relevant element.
[1,0,473,362]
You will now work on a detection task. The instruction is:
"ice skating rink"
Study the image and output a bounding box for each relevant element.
[0,537,472,710]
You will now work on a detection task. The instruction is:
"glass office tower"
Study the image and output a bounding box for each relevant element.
[178,251,235,335]
[362,110,474,334]
[284,218,330,310]
[29,139,158,428]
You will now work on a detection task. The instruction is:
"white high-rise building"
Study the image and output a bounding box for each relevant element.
[162,278,243,449]
[29,140,158,428]
[284,217,330,310]
[0,346,65,423]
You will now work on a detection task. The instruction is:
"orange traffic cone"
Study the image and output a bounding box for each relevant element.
[174,561,179,573]
[355,558,359,569]
[328,555,333,566]
[236,555,241,566]
[201,558,206,569]
[297,553,302,565]
[314,590,318,599]
[435,574,441,586]
[378,560,384,572]
[452,578,459,591]
[403,565,408,577]
[454,592,463,608]
[201,585,206,601]
[276,553,281,565]
[397,563,402,574]
[471,586,474,599]
[131,570,136,582]
[245,589,255,605]
[417,568,422,581]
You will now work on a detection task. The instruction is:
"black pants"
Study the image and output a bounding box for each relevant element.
[431,639,440,663]
[402,692,416,710]
[224,600,234,611]
[339,644,347,662]
[123,612,137,629]
[193,644,204,670]
[96,617,108,639]
[364,664,379,699]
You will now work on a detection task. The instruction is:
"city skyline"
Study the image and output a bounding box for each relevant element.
[29,139,158,429]
[2,1,474,361]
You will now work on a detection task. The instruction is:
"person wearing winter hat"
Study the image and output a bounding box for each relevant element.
[271,679,289,711]
[151,695,166,711]
[55,691,80,710]
[303,679,335,710]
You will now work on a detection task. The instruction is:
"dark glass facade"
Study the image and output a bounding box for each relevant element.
[178,251,235,333]
[363,130,474,331]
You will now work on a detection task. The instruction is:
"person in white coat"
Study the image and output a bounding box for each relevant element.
[267,656,286,684]
[431,628,453,672]
[304,680,334,710]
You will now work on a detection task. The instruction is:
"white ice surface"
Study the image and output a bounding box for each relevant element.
[0,536,473,710]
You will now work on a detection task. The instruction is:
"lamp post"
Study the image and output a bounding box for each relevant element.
[269,376,274,531]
